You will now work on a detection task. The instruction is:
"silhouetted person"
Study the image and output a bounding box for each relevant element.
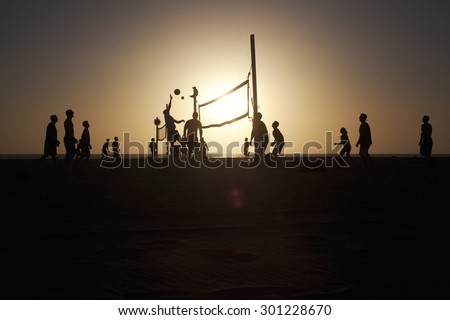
[101,138,110,160]
[77,120,92,164]
[419,115,433,162]
[40,115,60,167]
[64,109,77,166]
[355,113,372,164]
[250,112,268,163]
[163,94,185,151]
[112,136,120,160]
[149,138,157,159]
[243,137,250,157]
[271,121,285,158]
[334,127,351,158]
[183,111,203,159]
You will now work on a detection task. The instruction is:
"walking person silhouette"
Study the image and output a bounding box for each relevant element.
[419,115,433,163]
[334,127,352,158]
[101,138,110,160]
[112,136,120,161]
[63,109,77,167]
[355,113,372,164]
[77,120,92,165]
[271,121,285,158]
[40,115,60,167]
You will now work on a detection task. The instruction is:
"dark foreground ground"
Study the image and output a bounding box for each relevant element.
[1,156,449,299]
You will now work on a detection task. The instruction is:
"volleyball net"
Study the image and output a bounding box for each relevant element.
[199,73,252,129]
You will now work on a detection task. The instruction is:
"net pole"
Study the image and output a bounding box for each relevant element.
[250,34,258,118]
[155,125,158,156]
[192,87,198,114]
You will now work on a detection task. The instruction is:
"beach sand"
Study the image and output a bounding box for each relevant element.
[1,155,449,299]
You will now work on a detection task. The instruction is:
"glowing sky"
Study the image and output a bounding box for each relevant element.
[1,1,449,155]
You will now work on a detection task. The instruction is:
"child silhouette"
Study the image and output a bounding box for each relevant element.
[334,127,351,158]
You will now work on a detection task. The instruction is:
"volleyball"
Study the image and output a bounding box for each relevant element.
[174,89,181,95]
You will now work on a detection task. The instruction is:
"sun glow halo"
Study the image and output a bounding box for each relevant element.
[199,84,249,128]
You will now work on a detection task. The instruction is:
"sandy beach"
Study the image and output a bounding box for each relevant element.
[1,155,449,299]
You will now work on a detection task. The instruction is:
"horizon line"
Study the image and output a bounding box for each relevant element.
[1,153,450,160]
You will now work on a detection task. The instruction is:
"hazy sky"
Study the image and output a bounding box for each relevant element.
[1,0,449,155]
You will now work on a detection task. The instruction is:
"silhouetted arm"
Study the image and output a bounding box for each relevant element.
[419,133,425,145]
[356,126,361,147]
[167,94,173,112]
[419,124,425,145]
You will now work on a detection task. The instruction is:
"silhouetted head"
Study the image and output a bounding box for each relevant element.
[50,115,58,122]
[66,109,74,117]
[82,120,89,128]
[359,113,367,122]
[193,112,199,119]
[272,121,279,128]
[255,112,262,121]
[245,138,248,141]
[114,136,119,141]
[422,115,430,123]
[340,127,347,134]
[106,138,110,141]
[151,138,155,141]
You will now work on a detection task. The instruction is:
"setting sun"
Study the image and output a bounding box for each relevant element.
[199,82,250,128]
